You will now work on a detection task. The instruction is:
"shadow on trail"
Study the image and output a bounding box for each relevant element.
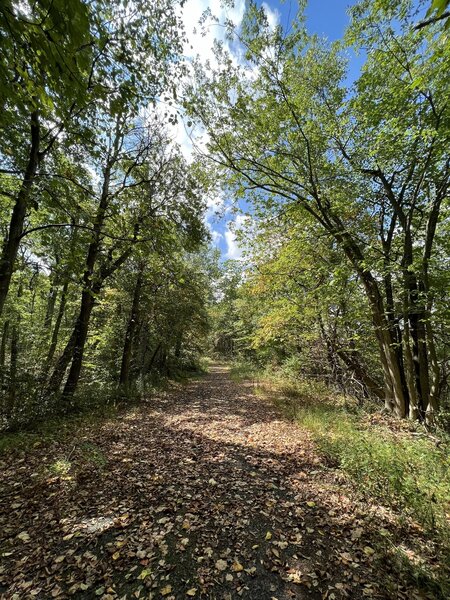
[0,366,427,599]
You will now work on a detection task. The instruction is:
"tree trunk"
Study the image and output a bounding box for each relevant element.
[55,148,114,401]
[45,280,69,367]
[146,342,162,374]
[44,267,60,332]
[61,289,96,402]
[331,222,409,417]
[0,111,40,316]
[403,317,420,420]
[46,325,77,395]
[0,320,9,389]
[119,268,144,389]
[7,283,23,418]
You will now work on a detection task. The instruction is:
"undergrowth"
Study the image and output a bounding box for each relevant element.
[0,367,205,454]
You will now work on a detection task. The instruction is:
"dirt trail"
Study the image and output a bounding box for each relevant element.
[0,365,411,599]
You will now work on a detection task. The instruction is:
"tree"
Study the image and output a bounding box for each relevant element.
[0,0,213,429]
[187,0,450,420]
[0,0,186,315]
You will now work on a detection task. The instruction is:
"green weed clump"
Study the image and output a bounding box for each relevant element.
[229,360,261,383]
[296,404,450,533]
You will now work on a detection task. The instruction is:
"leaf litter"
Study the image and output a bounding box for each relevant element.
[0,365,440,599]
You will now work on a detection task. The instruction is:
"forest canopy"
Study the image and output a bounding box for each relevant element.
[188,0,450,423]
[0,0,449,430]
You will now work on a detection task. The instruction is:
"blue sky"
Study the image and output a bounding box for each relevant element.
[177,0,363,260]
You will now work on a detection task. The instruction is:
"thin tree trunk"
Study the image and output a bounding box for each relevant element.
[46,326,77,395]
[61,289,96,401]
[146,342,162,374]
[119,268,143,389]
[45,280,69,368]
[425,318,440,424]
[44,266,60,332]
[7,283,23,418]
[0,111,40,316]
[403,318,420,420]
[0,320,9,388]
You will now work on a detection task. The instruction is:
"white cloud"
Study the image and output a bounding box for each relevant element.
[211,229,223,244]
[262,2,280,31]
[180,0,246,65]
[165,0,246,162]
[224,213,250,259]
[203,194,227,248]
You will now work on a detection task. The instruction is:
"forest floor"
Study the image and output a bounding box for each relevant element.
[0,365,438,599]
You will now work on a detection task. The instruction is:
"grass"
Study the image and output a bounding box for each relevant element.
[231,360,450,597]
[229,360,260,383]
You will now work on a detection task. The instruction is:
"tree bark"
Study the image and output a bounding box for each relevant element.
[61,288,96,401]
[45,280,69,368]
[44,266,60,332]
[0,320,9,388]
[7,283,23,418]
[329,218,409,417]
[119,268,144,389]
[0,111,40,316]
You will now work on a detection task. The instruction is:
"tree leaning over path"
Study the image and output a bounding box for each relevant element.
[187,0,450,420]
[0,0,186,317]
[0,0,211,429]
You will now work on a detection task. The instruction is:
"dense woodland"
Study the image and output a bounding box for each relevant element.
[199,0,450,425]
[0,0,217,430]
[0,0,449,430]
[1,1,450,598]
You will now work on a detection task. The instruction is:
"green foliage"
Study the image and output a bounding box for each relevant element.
[190,0,450,420]
[244,363,450,595]
[300,408,450,532]
[0,0,216,430]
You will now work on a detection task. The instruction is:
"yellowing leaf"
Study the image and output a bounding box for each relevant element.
[17,531,30,542]
[306,501,316,508]
[112,552,120,560]
[186,588,197,596]
[265,531,272,541]
[138,568,151,580]
[161,584,172,596]
[232,561,244,572]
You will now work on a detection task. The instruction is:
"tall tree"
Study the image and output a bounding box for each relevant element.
[187,0,450,420]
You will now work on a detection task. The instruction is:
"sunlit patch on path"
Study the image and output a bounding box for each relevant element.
[0,366,418,598]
